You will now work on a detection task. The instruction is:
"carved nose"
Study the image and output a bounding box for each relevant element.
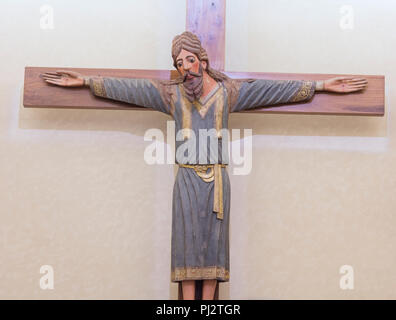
[183,62,191,70]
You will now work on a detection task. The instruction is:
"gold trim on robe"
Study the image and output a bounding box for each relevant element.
[214,91,224,138]
[291,80,315,102]
[179,93,192,140]
[172,266,230,282]
[89,77,107,97]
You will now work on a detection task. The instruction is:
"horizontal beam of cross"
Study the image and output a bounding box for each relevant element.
[24,66,384,116]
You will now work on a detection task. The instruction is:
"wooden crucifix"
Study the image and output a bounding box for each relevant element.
[23,0,385,300]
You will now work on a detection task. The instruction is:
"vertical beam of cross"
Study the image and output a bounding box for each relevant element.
[186,0,226,71]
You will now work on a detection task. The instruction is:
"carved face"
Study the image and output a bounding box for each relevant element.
[176,49,207,102]
[175,49,207,78]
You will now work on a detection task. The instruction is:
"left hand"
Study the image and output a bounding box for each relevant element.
[40,70,85,87]
[324,77,368,93]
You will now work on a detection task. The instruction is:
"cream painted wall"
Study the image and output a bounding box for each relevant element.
[0,0,395,299]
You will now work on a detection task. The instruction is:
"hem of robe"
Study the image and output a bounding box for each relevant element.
[171,266,230,282]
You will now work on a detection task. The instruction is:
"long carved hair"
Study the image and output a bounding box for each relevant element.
[165,31,230,84]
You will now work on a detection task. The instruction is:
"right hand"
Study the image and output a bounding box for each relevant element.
[40,70,86,87]
[324,77,368,93]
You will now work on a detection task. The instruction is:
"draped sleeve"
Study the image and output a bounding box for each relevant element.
[89,77,174,116]
[230,79,316,113]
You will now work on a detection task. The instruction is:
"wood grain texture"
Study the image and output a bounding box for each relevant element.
[24,66,384,116]
[186,0,226,71]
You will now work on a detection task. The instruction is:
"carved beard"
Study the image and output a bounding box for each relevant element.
[182,63,204,103]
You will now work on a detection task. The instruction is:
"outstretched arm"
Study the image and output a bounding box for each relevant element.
[41,70,173,116]
[230,77,368,112]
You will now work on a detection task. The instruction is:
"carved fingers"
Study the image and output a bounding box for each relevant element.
[343,77,368,92]
[40,73,63,86]
[325,76,368,93]
[40,70,84,87]
[56,70,82,78]
[41,71,66,86]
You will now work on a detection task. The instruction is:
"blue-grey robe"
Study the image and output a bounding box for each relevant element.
[89,76,316,282]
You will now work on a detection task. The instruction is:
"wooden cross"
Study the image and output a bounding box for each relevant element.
[22,0,385,300]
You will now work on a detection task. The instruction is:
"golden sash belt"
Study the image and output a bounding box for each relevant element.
[178,164,228,220]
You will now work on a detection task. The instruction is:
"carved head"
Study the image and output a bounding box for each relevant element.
[172,31,209,72]
[171,31,229,102]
